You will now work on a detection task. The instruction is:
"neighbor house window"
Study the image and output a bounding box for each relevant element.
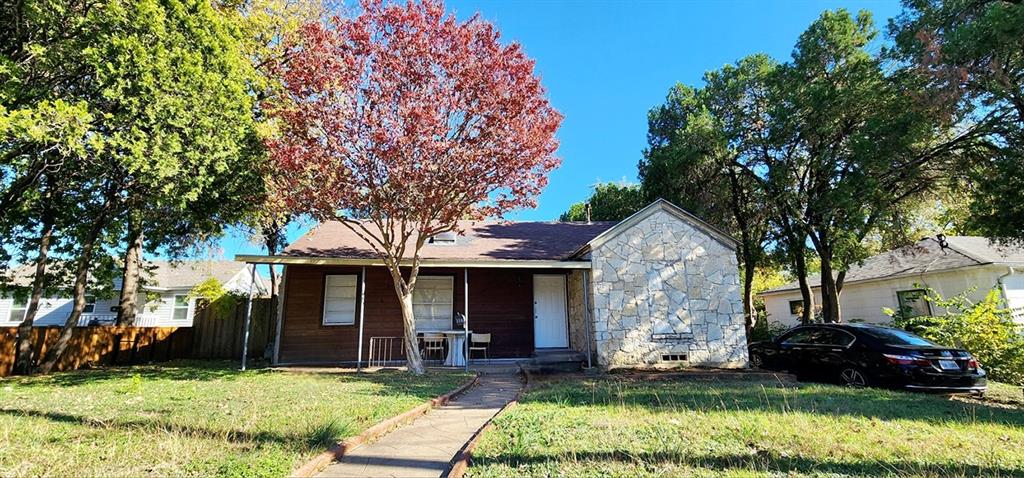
[83,295,95,314]
[9,297,27,323]
[788,300,804,316]
[322,275,358,325]
[897,289,931,318]
[173,295,190,321]
[413,276,454,331]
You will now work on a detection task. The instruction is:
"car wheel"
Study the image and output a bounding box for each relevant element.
[839,367,869,387]
[749,353,764,369]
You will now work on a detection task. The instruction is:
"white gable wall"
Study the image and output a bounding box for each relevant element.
[0,291,196,328]
[762,264,1023,327]
[589,207,748,368]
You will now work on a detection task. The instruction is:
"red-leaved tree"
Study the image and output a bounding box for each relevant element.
[266,0,562,374]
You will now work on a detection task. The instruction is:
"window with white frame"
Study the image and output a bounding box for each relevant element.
[413,276,454,331]
[173,295,189,321]
[84,295,95,314]
[896,289,931,318]
[9,296,27,323]
[323,275,358,325]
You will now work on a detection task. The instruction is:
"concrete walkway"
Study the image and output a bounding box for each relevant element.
[315,371,522,478]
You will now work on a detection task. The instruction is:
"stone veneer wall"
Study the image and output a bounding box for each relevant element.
[590,209,749,368]
[566,269,596,363]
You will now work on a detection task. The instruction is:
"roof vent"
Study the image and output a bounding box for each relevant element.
[429,231,458,245]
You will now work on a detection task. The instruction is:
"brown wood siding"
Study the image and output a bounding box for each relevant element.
[278,266,568,363]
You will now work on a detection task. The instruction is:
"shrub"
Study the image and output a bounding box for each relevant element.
[886,287,1024,386]
[748,319,791,343]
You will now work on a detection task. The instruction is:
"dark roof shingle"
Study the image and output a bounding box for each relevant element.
[283,220,617,261]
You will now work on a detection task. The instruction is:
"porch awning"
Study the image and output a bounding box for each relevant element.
[233,254,591,269]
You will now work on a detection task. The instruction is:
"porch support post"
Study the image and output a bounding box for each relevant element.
[357,266,367,371]
[241,263,257,371]
[271,265,287,365]
[582,269,593,369]
[464,267,469,372]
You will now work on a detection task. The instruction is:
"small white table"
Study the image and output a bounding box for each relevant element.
[439,329,471,367]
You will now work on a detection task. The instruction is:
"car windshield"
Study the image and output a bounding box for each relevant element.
[858,326,935,346]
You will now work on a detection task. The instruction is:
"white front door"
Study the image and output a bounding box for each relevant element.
[533,274,569,348]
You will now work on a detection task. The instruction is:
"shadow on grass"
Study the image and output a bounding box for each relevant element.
[0,407,352,454]
[473,450,1024,477]
[522,376,1024,428]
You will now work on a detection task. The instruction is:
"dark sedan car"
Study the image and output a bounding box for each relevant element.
[748,323,987,393]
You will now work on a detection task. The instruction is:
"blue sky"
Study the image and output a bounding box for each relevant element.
[215,0,903,260]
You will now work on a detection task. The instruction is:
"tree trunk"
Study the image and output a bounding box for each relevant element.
[793,250,815,325]
[742,256,756,335]
[36,193,112,374]
[818,258,842,323]
[35,228,100,374]
[13,211,54,375]
[397,290,425,374]
[385,261,425,374]
[263,221,280,356]
[116,210,143,326]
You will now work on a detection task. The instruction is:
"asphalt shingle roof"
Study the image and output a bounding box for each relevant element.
[283,220,618,261]
[1,260,246,290]
[761,236,1024,295]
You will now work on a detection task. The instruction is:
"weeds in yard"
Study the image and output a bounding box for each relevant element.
[469,376,1024,478]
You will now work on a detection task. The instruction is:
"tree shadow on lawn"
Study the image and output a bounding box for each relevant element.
[522,376,1024,428]
[473,449,1024,477]
[5,360,258,388]
[0,407,352,453]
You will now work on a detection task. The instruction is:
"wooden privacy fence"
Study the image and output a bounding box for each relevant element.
[0,298,273,377]
[188,298,273,359]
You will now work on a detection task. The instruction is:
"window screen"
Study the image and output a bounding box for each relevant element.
[323,275,358,325]
[788,300,804,315]
[413,276,454,331]
[897,289,931,318]
[173,295,189,321]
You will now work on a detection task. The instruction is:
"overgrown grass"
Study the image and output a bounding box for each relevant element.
[0,360,471,477]
[469,376,1024,477]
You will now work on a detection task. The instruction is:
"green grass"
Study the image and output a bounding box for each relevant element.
[0,360,472,477]
[469,376,1024,477]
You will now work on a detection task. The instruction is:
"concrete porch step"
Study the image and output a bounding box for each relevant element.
[524,348,586,374]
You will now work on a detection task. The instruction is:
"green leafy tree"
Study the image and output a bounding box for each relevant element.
[889,0,1024,243]
[560,182,644,221]
[639,56,775,332]
[2,0,260,373]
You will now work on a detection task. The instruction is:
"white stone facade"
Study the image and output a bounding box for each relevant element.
[588,208,749,368]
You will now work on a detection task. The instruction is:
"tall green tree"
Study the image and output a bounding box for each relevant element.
[560,182,645,221]
[640,56,776,331]
[890,0,1024,242]
[764,9,969,322]
[2,0,260,372]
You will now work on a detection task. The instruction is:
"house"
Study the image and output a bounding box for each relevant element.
[237,200,749,369]
[760,236,1024,326]
[0,260,267,328]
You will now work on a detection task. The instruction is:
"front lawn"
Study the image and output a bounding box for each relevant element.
[0,360,472,477]
[469,375,1024,477]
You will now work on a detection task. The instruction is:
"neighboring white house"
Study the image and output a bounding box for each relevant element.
[0,261,268,328]
[760,236,1024,327]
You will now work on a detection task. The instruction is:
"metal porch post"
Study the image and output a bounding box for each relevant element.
[241,263,257,371]
[464,268,469,372]
[357,266,367,371]
[271,266,286,365]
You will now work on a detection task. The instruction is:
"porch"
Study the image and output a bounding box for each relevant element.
[266,263,596,369]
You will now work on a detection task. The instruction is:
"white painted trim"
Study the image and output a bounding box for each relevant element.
[322,274,359,326]
[234,255,591,269]
[757,262,1003,297]
[571,199,739,258]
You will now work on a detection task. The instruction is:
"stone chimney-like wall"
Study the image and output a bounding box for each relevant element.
[590,208,749,368]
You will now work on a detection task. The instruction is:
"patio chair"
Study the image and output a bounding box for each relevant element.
[468,333,491,362]
[421,333,446,360]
